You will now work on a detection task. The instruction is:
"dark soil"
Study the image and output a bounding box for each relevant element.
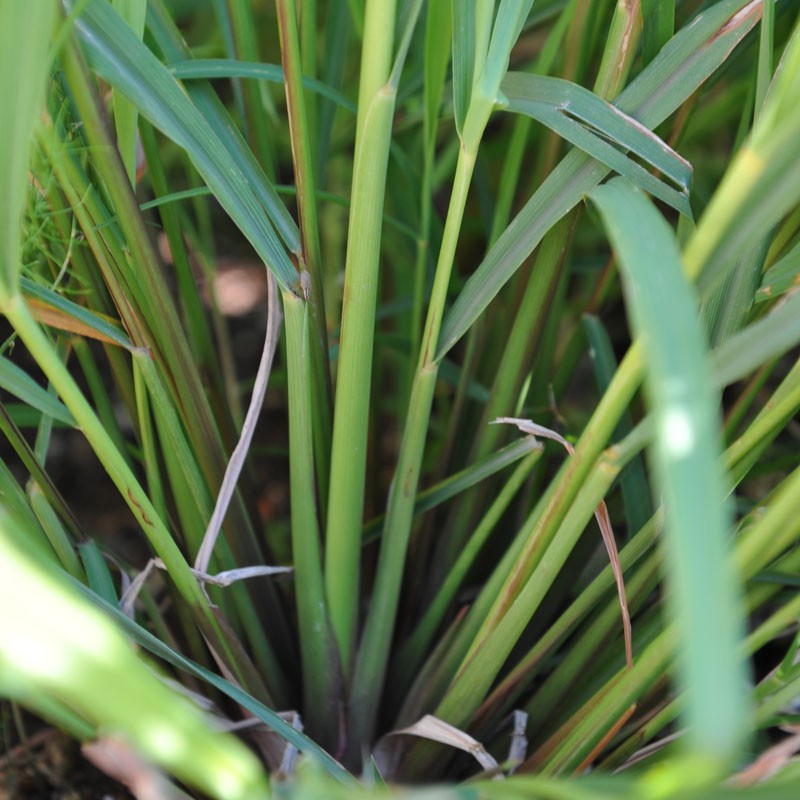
[0,724,132,799]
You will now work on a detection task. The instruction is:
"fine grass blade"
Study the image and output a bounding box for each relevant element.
[169,60,357,113]
[436,0,762,359]
[110,0,146,184]
[78,539,119,605]
[588,176,749,765]
[583,315,652,539]
[70,0,298,292]
[701,238,768,348]
[502,73,692,216]
[362,436,542,539]
[284,290,340,747]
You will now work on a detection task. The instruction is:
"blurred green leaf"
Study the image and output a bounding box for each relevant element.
[689,18,800,290]
[589,176,749,764]
[755,238,800,302]
[0,1,57,297]
[0,513,271,799]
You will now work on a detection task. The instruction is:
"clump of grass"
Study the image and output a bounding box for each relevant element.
[2,0,800,797]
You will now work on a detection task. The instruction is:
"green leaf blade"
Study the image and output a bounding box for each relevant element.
[72,0,298,291]
[588,176,750,765]
[436,0,761,360]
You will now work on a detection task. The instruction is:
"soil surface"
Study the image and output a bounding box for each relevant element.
[1,725,132,800]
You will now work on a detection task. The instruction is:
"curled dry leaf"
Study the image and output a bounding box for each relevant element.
[384,714,499,776]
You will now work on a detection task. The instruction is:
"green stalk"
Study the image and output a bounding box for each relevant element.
[440,0,643,563]
[2,295,271,703]
[298,0,317,166]
[521,550,660,732]
[110,0,146,184]
[350,3,533,744]
[133,349,213,556]
[438,214,575,568]
[396,345,646,770]
[276,0,332,514]
[474,511,662,730]
[351,96,494,744]
[133,356,168,524]
[325,0,398,675]
[137,122,225,405]
[410,0,451,388]
[284,289,339,747]
[435,448,624,727]
[534,626,676,775]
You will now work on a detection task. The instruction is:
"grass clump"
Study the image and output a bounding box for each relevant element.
[2,0,800,797]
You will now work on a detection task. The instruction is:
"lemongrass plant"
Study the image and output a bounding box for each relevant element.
[2,0,800,797]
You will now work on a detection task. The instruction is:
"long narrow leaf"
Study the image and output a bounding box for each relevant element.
[169,60,356,113]
[362,436,542,539]
[437,0,762,359]
[502,73,693,216]
[70,0,298,291]
[21,278,134,350]
[145,0,301,254]
[588,176,749,764]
